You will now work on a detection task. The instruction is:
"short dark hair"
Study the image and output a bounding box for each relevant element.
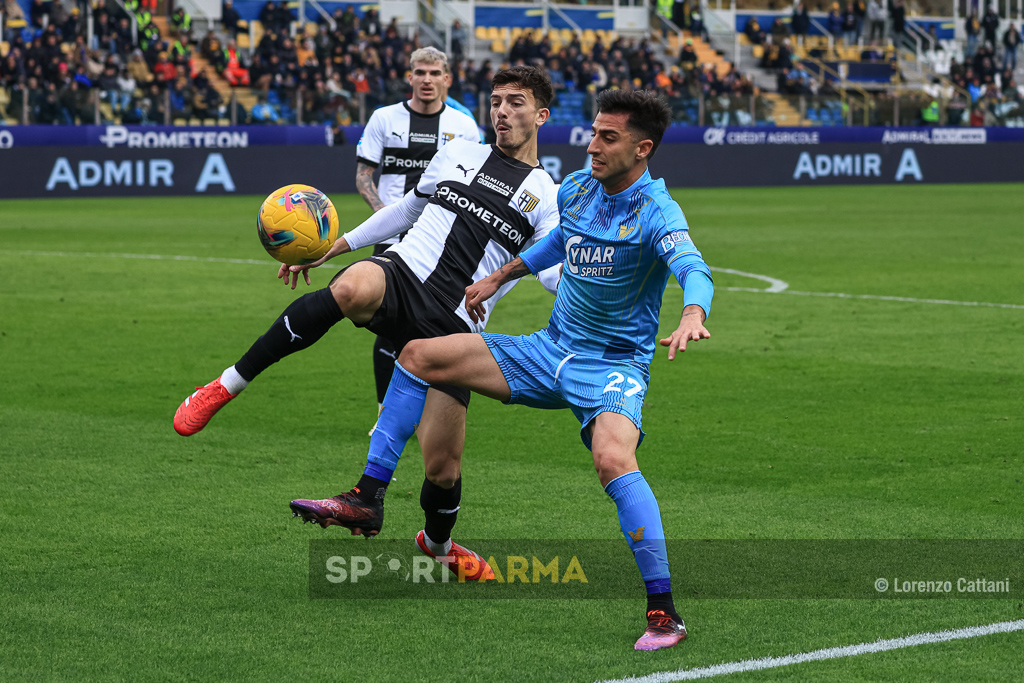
[491,65,554,109]
[595,89,673,158]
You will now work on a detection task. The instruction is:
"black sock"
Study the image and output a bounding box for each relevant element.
[234,287,343,381]
[372,336,397,404]
[421,477,461,544]
[647,591,680,621]
[353,473,389,505]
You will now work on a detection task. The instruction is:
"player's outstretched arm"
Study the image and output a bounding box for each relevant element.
[659,304,710,361]
[278,236,353,289]
[465,257,532,323]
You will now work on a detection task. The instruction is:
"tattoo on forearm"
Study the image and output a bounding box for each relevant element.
[496,259,531,285]
[355,163,385,212]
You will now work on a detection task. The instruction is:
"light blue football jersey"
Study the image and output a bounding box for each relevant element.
[520,168,713,365]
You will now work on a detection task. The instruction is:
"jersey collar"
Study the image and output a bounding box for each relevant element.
[491,144,543,170]
[403,100,446,118]
[601,167,653,201]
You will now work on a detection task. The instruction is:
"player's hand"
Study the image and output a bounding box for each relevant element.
[465,277,501,324]
[278,262,312,289]
[660,308,710,361]
[278,237,351,289]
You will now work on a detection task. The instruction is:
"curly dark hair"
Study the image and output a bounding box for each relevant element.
[595,90,673,158]
[491,65,554,109]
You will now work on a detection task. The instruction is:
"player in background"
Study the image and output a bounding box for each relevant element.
[330,90,712,650]
[352,47,480,432]
[174,66,561,579]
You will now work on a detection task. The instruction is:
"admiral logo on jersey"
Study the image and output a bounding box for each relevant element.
[565,235,616,277]
[410,132,437,145]
[659,230,694,255]
[475,173,514,197]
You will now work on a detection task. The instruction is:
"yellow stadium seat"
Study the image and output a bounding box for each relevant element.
[475,26,487,40]
[560,28,573,43]
[237,33,250,48]
[303,23,317,37]
[237,19,248,30]
[752,44,764,59]
[491,39,505,53]
[510,27,524,40]
[667,33,679,52]
[738,33,750,46]
[582,29,596,43]
[486,26,500,40]
[6,18,26,29]
[0,41,9,58]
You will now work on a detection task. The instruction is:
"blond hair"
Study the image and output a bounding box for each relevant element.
[409,46,450,74]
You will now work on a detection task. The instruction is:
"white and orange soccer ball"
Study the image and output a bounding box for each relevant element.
[257,184,340,265]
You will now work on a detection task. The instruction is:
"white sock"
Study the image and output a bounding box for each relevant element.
[219,365,249,395]
[423,530,453,556]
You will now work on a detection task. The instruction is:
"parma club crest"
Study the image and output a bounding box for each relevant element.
[517,190,539,212]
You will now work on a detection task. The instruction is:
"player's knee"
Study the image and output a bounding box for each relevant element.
[329,275,364,310]
[424,466,460,489]
[423,449,462,488]
[592,449,633,485]
[400,340,442,383]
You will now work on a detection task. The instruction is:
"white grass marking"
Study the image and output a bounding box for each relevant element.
[0,249,269,266]
[711,267,789,293]
[769,289,1024,311]
[3,250,1022,310]
[599,619,1024,683]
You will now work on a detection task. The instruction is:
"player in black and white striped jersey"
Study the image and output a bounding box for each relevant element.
[352,47,480,429]
[173,67,558,575]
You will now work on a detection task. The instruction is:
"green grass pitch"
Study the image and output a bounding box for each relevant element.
[1,184,1022,682]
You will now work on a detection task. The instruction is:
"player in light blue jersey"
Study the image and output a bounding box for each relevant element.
[320,90,713,650]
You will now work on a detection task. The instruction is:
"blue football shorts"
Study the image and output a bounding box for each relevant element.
[481,328,650,451]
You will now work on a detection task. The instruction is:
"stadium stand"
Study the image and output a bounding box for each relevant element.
[0,0,1021,127]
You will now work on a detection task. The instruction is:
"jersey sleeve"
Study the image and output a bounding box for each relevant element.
[650,199,715,319]
[520,180,565,277]
[355,111,385,167]
[342,190,430,251]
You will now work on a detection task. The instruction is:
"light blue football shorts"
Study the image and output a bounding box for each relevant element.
[481,328,650,451]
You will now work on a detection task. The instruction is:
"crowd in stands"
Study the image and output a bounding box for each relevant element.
[947,17,1022,127]
[1,0,430,124]
[1,0,1022,127]
[502,27,760,126]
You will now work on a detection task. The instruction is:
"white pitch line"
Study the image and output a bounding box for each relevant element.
[0,249,269,266]
[599,619,1024,683]
[3,249,1022,311]
[771,289,1024,311]
[710,267,789,293]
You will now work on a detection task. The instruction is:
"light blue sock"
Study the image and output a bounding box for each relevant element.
[605,471,670,588]
[364,362,429,475]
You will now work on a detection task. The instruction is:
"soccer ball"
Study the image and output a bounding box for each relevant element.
[257,184,340,265]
